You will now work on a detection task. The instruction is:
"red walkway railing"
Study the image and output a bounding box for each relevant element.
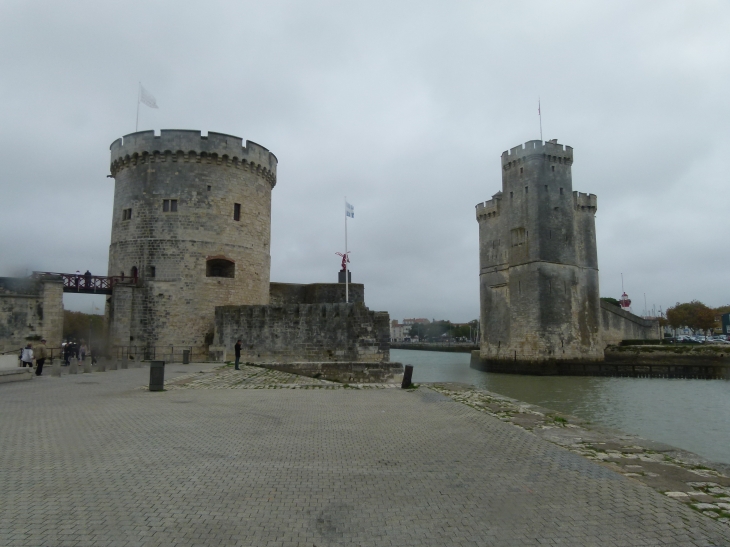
[31,272,136,294]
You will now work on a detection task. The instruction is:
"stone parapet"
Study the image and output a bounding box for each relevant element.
[269,282,364,305]
[110,130,277,186]
[214,302,390,363]
[500,139,573,167]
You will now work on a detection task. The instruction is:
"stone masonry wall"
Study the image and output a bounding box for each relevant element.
[214,303,390,363]
[601,301,661,346]
[107,130,277,354]
[269,282,364,305]
[476,140,603,365]
[0,277,63,354]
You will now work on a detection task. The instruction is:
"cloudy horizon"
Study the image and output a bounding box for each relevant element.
[1,0,728,322]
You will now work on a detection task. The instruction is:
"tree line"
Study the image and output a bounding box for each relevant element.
[63,311,105,343]
[666,301,729,335]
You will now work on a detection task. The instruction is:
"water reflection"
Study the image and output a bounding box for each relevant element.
[394,349,730,465]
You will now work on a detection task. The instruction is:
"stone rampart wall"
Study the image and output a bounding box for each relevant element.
[600,301,660,346]
[214,303,390,363]
[0,277,63,353]
[269,282,364,305]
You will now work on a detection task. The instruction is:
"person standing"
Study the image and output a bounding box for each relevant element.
[234,339,242,370]
[79,343,87,362]
[34,339,47,376]
[20,344,34,368]
[84,270,92,289]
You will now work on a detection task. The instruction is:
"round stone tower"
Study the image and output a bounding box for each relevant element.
[107,130,277,355]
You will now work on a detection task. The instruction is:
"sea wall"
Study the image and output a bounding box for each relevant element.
[601,301,660,346]
[214,302,390,363]
[255,361,403,384]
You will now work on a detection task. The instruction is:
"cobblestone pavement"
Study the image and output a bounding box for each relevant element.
[2,365,730,546]
[429,383,730,526]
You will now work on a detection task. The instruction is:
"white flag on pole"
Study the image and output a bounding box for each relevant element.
[140,85,159,109]
[346,202,354,218]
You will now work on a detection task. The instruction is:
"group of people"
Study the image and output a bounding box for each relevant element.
[19,339,90,376]
[63,341,88,365]
[19,340,48,376]
[74,270,93,289]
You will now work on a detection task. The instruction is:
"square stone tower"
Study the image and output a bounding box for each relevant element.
[475,139,602,369]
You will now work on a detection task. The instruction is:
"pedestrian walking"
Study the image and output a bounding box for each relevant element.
[34,339,48,376]
[234,339,242,370]
[63,342,72,366]
[20,344,34,368]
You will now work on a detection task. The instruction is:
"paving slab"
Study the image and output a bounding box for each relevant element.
[1,365,729,546]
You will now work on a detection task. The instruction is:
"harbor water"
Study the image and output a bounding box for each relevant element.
[393,349,730,465]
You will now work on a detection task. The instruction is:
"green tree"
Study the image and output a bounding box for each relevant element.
[666,301,717,335]
[407,323,427,340]
[601,297,620,307]
[63,311,105,344]
[452,324,471,339]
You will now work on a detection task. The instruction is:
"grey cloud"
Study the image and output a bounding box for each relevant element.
[1,0,728,320]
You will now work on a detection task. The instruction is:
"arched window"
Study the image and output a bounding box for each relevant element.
[131,266,138,280]
[206,258,235,278]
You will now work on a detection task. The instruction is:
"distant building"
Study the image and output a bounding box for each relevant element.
[403,318,430,326]
[390,320,411,342]
[722,313,730,335]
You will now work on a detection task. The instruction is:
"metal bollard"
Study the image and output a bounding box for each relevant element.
[401,365,414,389]
[149,361,165,391]
[182,350,190,364]
[83,359,92,374]
[51,358,62,377]
[69,357,79,375]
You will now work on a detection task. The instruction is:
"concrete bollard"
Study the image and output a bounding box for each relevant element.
[134,355,142,368]
[69,357,79,375]
[51,358,62,377]
[108,359,118,371]
[149,361,165,391]
[401,365,414,389]
[83,359,92,374]
[97,359,106,372]
[120,358,128,370]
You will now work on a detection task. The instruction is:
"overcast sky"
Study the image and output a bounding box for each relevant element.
[1,1,728,321]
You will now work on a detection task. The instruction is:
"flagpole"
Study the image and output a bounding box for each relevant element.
[538,98,543,142]
[136,82,141,132]
[344,197,349,304]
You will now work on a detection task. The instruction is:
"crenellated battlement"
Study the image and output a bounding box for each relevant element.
[501,139,573,167]
[573,191,597,212]
[475,191,503,221]
[109,130,277,186]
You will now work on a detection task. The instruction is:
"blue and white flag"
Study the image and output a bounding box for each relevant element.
[346,202,354,218]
